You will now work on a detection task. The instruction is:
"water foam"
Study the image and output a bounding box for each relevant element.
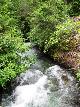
[11,76,49,107]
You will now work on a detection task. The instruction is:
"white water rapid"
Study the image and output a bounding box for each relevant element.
[11,75,49,107]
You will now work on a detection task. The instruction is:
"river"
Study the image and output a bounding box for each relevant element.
[1,43,80,107]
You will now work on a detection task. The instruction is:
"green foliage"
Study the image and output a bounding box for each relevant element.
[77,69,80,81]
[28,0,68,48]
[0,0,33,87]
[68,0,80,16]
[45,19,79,52]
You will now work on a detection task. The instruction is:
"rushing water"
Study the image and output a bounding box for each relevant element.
[1,43,80,107]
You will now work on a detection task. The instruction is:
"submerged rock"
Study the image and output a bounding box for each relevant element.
[61,74,68,82]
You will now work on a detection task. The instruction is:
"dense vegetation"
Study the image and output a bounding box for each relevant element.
[68,0,80,16]
[0,0,80,87]
[0,0,34,87]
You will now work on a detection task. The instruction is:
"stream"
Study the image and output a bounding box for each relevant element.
[1,43,80,107]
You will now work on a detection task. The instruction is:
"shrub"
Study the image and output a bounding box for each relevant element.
[0,0,34,87]
[67,0,80,16]
[28,0,68,48]
[45,19,80,52]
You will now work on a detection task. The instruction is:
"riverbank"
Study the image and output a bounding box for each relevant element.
[49,18,80,79]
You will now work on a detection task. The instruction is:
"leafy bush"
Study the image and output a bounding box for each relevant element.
[28,0,68,48]
[0,0,34,87]
[0,36,34,86]
[67,0,80,16]
[45,19,80,52]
